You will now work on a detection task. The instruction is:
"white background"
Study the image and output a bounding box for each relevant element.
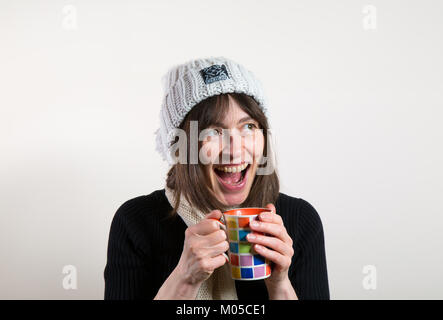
[1,0,442,299]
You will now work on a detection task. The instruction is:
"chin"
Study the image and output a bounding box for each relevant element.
[219,191,249,207]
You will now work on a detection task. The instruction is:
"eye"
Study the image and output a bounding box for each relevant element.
[243,123,257,131]
[206,128,223,137]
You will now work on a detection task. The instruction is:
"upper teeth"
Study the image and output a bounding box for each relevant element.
[215,163,248,173]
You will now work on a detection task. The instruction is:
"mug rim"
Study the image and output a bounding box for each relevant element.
[223,207,272,216]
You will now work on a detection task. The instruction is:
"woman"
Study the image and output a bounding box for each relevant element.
[104,57,329,300]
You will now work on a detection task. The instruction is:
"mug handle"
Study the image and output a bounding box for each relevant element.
[208,217,230,263]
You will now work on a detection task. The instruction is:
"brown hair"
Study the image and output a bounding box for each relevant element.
[165,92,279,217]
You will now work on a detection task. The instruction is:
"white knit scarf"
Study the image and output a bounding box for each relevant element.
[164,184,238,300]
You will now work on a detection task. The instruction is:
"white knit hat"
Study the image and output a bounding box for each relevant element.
[154,56,269,164]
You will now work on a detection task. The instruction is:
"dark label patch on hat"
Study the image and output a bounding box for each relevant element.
[200,64,230,84]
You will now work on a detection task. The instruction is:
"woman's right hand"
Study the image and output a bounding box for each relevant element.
[175,209,229,286]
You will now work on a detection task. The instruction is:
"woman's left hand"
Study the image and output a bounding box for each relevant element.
[247,203,294,287]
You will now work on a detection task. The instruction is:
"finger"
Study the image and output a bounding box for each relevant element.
[200,228,227,246]
[205,240,230,258]
[250,220,292,245]
[258,210,283,225]
[191,218,222,236]
[203,209,226,231]
[205,209,223,221]
[247,233,294,257]
[253,243,292,270]
[208,253,228,270]
[265,203,276,214]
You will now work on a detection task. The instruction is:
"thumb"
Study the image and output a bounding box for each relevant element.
[205,209,225,230]
[205,209,223,220]
[265,203,276,214]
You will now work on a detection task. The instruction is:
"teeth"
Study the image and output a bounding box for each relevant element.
[215,163,248,173]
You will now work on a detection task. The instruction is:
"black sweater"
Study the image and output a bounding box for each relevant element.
[104,189,330,300]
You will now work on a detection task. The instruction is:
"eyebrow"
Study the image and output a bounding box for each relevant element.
[211,116,257,128]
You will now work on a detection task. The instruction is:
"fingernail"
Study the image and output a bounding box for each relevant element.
[250,221,259,227]
[247,233,256,240]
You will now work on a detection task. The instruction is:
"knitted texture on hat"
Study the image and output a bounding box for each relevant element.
[155,56,269,164]
[164,184,239,300]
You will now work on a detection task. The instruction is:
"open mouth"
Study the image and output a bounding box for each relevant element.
[213,163,250,190]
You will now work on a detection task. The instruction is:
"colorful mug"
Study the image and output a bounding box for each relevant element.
[212,207,272,280]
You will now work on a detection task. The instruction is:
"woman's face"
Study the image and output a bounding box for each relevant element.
[200,96,265,206]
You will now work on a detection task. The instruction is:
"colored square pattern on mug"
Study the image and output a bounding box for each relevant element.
[226,218,238,228]
[238,229,250,241]
[229,242,238,253]
[227,238,272,280]
[237,217,250,228]
[228,230,238,241]
[230,259,271,280]
[231,253,267,267]
[222,208,273,280]
[238,243,252,253]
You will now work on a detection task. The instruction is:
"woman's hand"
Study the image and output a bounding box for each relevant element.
[247,204,297,298]
[175,209,229,286]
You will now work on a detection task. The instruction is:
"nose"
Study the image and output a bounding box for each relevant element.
[220,129,245,163]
